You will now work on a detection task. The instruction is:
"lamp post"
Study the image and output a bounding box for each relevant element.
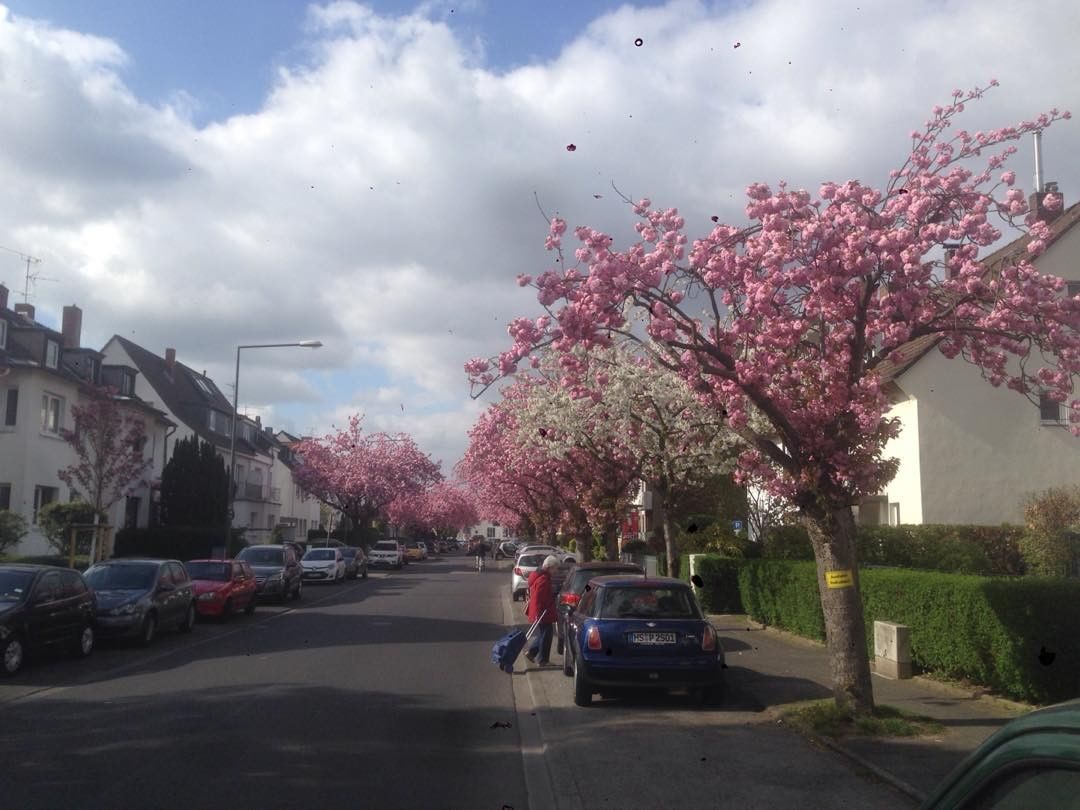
[225,340,322,549]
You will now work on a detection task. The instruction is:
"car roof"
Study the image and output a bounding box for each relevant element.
[94,558,173,565]
[187,559,236,564]
[242,545,285,550]
[587,575,685,588]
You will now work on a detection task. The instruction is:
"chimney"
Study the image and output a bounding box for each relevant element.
[14,303,34,321]
[61,305,82,349]
[165,348,176,372]
[0,284,7,311]
[1030,181,1064,225]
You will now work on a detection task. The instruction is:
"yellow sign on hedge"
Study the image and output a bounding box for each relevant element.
[825,569,854,589]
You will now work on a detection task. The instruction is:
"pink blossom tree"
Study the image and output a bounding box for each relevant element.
[293,415,442,536]
[469,86,1078,713]
[58,386,151,558]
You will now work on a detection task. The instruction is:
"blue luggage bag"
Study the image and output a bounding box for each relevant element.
[491,611,546,674]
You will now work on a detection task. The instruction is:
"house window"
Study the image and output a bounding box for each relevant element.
[3,388,16,427]
[40,393,62,434]
[503,527,510,538]
[119,370,135,396]
[486,527,496,539]
[125,496,141,529]
[192,376,215,399]
[1039,392,1065,424]
[0,319,6,350]
[0,483,10,511]
[1067,281,1080,298]
[33,485,59,523]
[267,514,275,530]
[44,339,59,369]
[208,410,230,434]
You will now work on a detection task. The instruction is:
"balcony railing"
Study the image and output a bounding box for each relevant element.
[233,483,282,504]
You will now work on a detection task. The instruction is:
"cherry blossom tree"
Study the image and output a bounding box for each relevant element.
[389,481,480,538]
[292,415,442,534]
[58,386,151,558]
[513,344,744,571]
[469,86,1078,713]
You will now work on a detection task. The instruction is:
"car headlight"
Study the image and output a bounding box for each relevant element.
[269,572,285,582]
[197,592,221,601]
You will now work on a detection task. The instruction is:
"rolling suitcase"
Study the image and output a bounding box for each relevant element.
[491,611,546,673]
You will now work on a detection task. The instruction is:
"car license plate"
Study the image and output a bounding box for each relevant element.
[631,632,676,645]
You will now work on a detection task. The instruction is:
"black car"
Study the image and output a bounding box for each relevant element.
[340,547,368,579]
[0,564,97,675]
[84,559,196,646]
[236,544,303,601]
[556,561,645,654]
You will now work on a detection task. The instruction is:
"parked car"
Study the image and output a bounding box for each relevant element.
[405,542,427,562]
[495,541,518,560]
[301,547,346,583]
[236,544,303,602]
[84,559,196,646]
[187,559,258,619]
[369,540,405,570]
[919,698,1080,809]
[0,564,97,675]
[340,546,368,579]
[563,575,725,707]
[555,561,645,654]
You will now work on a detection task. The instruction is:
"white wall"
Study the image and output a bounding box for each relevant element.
[878,398,924,525]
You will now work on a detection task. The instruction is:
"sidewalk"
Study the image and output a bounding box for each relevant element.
[709,613,1031,802]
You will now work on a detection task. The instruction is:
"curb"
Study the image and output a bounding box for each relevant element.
[814,733,927,805]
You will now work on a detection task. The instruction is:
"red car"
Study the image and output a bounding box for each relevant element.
[186,559,258,619]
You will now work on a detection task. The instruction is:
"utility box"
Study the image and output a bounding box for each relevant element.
[874,620,912,679]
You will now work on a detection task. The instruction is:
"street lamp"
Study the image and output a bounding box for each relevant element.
[225,340,322,549]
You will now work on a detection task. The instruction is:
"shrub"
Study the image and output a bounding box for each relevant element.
[115,526,247,561]
[693,555,746,614]
[621,539,649,554]
[1021,487,1080,576]
[0,510,28,555]
[736,559,1080,703]
[37,501,101,556]
[762,524,814,560]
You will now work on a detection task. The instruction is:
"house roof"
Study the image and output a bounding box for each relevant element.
[109,335,277,458]
[874,200,1080,384]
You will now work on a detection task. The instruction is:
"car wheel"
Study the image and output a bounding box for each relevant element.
[573,652,592,707]
[244,595,257,615]
[1,634,25,675]
[140,613,157,647]
[180,603,196,633]
[73,624,95,659]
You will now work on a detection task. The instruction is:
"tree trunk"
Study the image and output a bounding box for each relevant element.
[653,481,678,579]
[804,506,875,715]
[604,521,619,561]
[576,525,593,562]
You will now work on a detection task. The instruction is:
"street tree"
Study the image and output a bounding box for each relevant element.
[58,386,150,554]
[159,435,229,527]
[469,86,1078,713]
[292,415,442,532]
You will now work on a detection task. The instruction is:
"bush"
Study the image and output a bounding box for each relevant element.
[621,539,648,554]
[0,510,28,555]
[693,555,746,614]
[37,501,101,556]
[115,526,247,561]
[1020,486,1080,576]
[762,524,814,559]
[736,559,1080,703]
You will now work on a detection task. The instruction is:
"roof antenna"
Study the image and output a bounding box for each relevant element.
[1033,131,1045,193]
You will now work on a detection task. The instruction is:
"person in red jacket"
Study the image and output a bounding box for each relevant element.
[524,555,559,665]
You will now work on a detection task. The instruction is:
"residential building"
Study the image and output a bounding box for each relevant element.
[100,336,317,544]
[273,430,321,541]
[860,194,1080,526]
[0,291,172,556]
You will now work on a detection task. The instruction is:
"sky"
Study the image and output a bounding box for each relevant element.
[1,0,1078,473]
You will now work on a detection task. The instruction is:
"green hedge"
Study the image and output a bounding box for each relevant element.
[115,526,247,561]
[735,559,1080,704]
[693,556,746,614]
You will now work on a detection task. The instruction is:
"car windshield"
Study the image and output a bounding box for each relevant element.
[599,587,700,620]
[518,554,546,569]
[0,570,34,601]
[238,548,283,566]
[185,562,230,581]
[304,549,335,560]
[84,564,157,591]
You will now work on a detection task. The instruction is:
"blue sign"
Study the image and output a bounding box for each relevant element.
[732,520,744,532]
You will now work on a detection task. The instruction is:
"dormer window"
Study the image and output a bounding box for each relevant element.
[193,376,215,399]
[119,368,135,396]
[45,339,59,369]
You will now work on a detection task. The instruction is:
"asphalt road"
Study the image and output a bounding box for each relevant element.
[0,553,526,810]
[2,554,913,810]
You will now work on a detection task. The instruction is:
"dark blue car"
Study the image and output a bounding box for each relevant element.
[563,575,726,707]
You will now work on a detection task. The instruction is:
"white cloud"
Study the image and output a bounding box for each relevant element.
[2,0,1079,466]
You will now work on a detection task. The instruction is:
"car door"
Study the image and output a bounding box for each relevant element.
[283,549,299,591]
[26,571,64,649]
[169,562,193,625]
[153,564,179,627]
[58,570,92,640]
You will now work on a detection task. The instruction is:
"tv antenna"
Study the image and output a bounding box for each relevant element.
[0,244,55,303]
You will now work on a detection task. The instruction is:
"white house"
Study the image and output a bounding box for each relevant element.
[0,293,172,556]
[273,430,322,541]
[100,336,318,543]
[861,194,1080,526]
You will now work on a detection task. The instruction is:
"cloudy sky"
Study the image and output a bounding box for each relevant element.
[1,0,1078,471]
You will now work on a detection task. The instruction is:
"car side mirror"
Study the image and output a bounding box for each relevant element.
[690,574,704,588]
